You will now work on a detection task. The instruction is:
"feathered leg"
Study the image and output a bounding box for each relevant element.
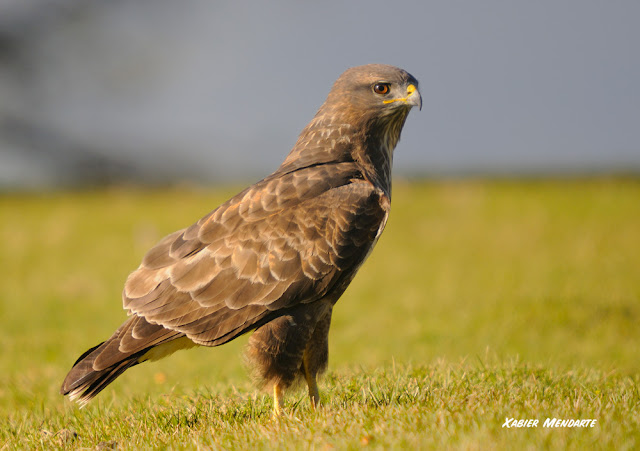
[246,302,332,415]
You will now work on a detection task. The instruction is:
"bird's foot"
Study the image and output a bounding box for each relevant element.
[307,375,321,409]
[272,383,284,417]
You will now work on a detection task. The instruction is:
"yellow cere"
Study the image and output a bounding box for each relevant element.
[383,84,417,104]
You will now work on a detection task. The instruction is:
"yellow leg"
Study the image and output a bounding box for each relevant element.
[306,373,320,409]
[273,383,284,417]
[303,354,321,409]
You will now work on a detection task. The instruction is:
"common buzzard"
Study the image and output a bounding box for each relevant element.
[61,64,421,415]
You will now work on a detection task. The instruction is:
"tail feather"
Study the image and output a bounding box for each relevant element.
[64,354,143,408]
[61,315,186,406]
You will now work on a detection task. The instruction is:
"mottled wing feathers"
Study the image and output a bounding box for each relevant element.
[123,163,388,346]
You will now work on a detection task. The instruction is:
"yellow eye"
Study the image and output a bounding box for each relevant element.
[373,83,390,95]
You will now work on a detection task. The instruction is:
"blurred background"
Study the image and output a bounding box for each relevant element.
[1,4,639,440]
[1,0,639,189]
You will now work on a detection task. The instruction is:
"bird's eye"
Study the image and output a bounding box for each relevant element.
[373,83,390,95]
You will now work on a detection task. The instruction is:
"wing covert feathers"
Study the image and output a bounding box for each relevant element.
[122,164,389,346]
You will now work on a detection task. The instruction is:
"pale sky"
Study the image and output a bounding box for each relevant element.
[0,0,638,186]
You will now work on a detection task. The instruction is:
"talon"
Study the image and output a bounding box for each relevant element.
[307,372,321,409]
[309,383,321,409]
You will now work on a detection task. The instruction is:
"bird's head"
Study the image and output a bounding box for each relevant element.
[315,64,421,155]
[284,64,421,185]
[324,64,421,117]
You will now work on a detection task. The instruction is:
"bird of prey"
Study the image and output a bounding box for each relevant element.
[61,64,421,415]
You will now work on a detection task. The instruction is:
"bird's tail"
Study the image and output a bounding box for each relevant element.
[60,315,187,407]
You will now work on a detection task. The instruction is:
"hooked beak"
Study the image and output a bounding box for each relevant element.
[382,83,422,110]
[405,83,422,111]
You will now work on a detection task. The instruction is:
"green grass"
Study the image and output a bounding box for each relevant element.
[1,178,639,449]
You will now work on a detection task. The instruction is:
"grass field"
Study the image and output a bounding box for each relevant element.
[1,178,639,449]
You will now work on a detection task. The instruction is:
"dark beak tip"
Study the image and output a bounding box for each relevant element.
[414,93,423,111]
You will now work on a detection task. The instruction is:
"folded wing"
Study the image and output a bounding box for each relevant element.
[123,162,389,346]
